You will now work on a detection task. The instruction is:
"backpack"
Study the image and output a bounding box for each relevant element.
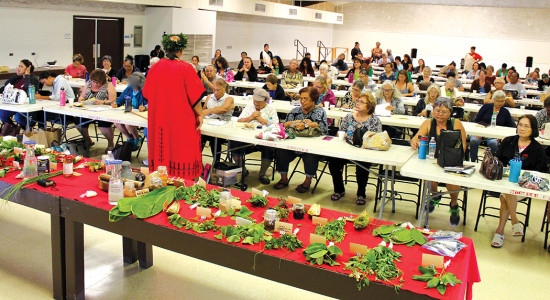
[436,130,464,167]
[112,142,133,162]
[479,150,504,180]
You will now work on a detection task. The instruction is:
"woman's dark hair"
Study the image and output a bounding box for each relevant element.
[192,55,199,62]
[89,69,107,85]
[395,56,401,62]
[518,115,539,138]
[479,62,486,70]
[320,59,327,65]
[216,56,229,70]
[472,62,479,69]
[404,54,411,62]
[124,55,134,65]
[502,63,507,68]
[352,58,362,69]
[264,43,269,48]
[241,51,247,56]
[39,71,55,80]
[384,62,392,68]
[299,57,314,74]
[266,74,278,85]
[273,56,285,71]
[397,70,409,83]
[72,54,84,63]
[102,55,112,64]
[154,45,161,51]
[299,86,319,104]
[20,59,34,73]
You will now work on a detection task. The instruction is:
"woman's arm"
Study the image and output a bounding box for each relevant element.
[410,119,431,149]
[210,97,234,115]
[106,83,117,103]
[78,81,90,102]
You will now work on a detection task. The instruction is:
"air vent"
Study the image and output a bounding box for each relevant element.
[289,8,297,15]
[209,0,223,6]
[337,15,343,22]
[255,3,266,12]
[315,12,322,19]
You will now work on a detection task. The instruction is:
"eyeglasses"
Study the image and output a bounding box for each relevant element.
[383,89,393,92]
[352,88,362,92]
[212,88,223,92]
[518,123,531,129]
[433,109,450,115]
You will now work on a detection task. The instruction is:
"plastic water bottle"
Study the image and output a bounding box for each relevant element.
[428,137,436,159]
[85,72,89,82]
[23,141,38,178]
[112,77,117,87]
[108,160,124,205]
[491,112,497,128]
[28,86,36,104]
[347,122,354,142]
[60,87,66,106]
[106,150,115,174]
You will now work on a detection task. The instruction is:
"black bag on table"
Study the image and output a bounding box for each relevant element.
[436,129,464,167]
[349,126,369,147]
[112,142,133,162]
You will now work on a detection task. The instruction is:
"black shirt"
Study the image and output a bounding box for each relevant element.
[496,135,547,172]
[538,79,550,91]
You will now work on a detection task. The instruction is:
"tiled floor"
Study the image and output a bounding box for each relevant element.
[1,133,550,299]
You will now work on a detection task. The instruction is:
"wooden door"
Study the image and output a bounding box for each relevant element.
[97,18,124,71]
[73,17,96,72]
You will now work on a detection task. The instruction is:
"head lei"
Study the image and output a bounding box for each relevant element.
[161,33,188,53]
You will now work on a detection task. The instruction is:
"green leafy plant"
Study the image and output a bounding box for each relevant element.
[314,219,347,243]
[214,223,272,245]
[353,215,372,230]
[264,234,303,252]
[372,224,427,247]
[411,266,462,295]
[247,194,268,207]
[183,185,220,208]
[344,245,404,291]
[109,186,176,222]
[226,206,254,220]
[302,243,342,266]
[167,214,220,233]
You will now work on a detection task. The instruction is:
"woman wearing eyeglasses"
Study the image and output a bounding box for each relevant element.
[410,97,467,226]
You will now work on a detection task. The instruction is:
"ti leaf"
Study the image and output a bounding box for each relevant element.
[426,278,440,289]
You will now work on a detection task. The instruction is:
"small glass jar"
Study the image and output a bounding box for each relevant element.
[123,181,136,197]
[149,177,163,191]
[219,190,232,209]
[157,166,168,181]
[292,203,305,220]
[263,209,278,232]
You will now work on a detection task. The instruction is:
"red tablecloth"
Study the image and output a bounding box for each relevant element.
[2,159,480,300]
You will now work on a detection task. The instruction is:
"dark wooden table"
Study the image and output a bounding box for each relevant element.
[0,66,65,80]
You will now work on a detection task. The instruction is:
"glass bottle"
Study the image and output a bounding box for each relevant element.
[23,140,38,179]
[123,181,136,198]
[263,209,278,232]
[157,165,168,181]
[108,159,124,205]
[63,155,73,177]
[292,203,305,220]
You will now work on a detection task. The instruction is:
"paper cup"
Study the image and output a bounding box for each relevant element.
[68,98,74,106]
[324,101,329,109]
[338,131,345,141]
[329,104,335,110]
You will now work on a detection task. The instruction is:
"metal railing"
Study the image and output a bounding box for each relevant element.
[294,39,308,60]
[317,40,331,62]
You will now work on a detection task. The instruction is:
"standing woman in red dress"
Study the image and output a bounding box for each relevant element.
[143,33,206,179]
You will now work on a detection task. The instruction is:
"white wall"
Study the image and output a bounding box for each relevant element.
[333,2,550,76]
[215,12,334,63]
[0,4,145,69]
[143,8,174,53]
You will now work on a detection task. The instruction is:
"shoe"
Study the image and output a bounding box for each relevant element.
[259,175,270,185]
[491,233,504,248]
[295,184,310,193]
[273,180,289,189]
[449,205,460,226]
[356,196,367,205]
[428,194,442,213]
[331,192,345,201]
[511,223,524,237]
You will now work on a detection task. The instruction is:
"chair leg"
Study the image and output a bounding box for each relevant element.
[545,217,549,249]
[287,156,302,182]
[462,190,468,226]
[541,204,548,232]
[415,180,422,220]
[311,160,328,194]
[474,191,486,232]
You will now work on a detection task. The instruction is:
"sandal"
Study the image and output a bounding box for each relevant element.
[295,184,310,193]
[273,180,289,190]
[331,192,345,201]
[356,196,367,205]
[511,223,524,237]
[491,233,504,248]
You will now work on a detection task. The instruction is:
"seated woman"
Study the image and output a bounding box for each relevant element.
[525,72,539,85]
[470,90,516,161]
[0,59,40,134]
[467,62,480,79]
[112,73,147,150]
[65,54,87,79]
[440,78,464,107]
[231,89,278,184]
[395,70,414,97]
[410,97,467,226]
[402,54,414,72]
[393,56,403,72]
[262,74,285,100]
[339,80,364,109]
[298,57,315,78]
[201,78,235,163]
[271,56,285,75]
[331,53,349,74]
[485,65,497,85]
[413,58,426,74]
[357,69,377,91]
[471,69,492,93]
[413,83,440,117]
[116,55,140,84]
[345,58,363,82]
[318,63,333,87]
[234,57,257,82]
[491,115,547,248]
[274,86,328,193]
[416,66,435,90]
[281,59,303,88]
[77,69,117,151]
[211,49,221,64]
[375,80,404,138]
[215,56,234,81]
[313,76,336,107]
[101,55,117,81]
[329,92,382,205]
[484,78,514,107]
[36,71,76,130]
[378,62,396,83]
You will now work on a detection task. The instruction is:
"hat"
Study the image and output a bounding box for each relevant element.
[253,88,270,102]
[543,73,549,79]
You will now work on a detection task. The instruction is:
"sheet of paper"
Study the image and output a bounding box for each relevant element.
[374,103,392,117]
[87,107,111,112]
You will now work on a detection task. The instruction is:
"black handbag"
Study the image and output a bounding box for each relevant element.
[348,126,369,147]
[436,130,464,167]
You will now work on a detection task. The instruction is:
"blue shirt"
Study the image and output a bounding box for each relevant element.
[116,86,147,109]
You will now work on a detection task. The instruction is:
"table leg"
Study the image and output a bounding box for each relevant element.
[391,166,396,213]
[417,180,429,228]
[26,112,30,133]
[65,219,84,300]
[422,181,431,228]
[122,236,138,264]
[378,165,389,220]
[137,241,153,269]
[209,137,218,180]
[50,215,66,300]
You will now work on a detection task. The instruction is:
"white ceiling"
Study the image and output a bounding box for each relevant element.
[326,0,550,9]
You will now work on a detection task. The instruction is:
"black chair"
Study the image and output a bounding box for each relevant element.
[288,156,329,194]
[541,204,550,249]
[474,190,531,243]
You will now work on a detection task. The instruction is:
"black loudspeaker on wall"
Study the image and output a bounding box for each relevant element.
[411,48,417,59]
[526,56,533,68]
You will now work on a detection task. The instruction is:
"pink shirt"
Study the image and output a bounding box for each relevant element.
[65,64,87,79]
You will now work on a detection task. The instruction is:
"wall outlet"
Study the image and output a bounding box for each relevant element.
[9,53,13,56]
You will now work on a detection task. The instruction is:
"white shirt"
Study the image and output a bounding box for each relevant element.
[51,75,75,102]
[206,93,234,119]
[503,82,527,95]
[238,102,278,126]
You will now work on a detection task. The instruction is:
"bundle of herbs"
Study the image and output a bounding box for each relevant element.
[167,213,220,233]
[214,223,272,245]
[0,170,64,203]
[182,185,220,208]
[264,234,303,252]
[411,266,462,295]
[314,218,347,243]
[302,243,342,266]
[344,245,404,291]
[247,194,268,207]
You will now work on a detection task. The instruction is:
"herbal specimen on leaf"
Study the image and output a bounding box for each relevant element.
[344,245,404,291]
[411,266,462,295]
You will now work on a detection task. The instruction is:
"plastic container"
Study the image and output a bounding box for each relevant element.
[108,160,123,205]
[509,159,522,183]
[112,77,117,87]
[60,87,66,106]
[418,136,428,159]
[23,141,38,178]
[124,95,132,112]
[28,86,36,104]
[428,137,437,159]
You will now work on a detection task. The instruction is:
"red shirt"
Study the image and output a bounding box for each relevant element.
[14,77,25,90]
[65,64,87,79]
[470,52,482,61]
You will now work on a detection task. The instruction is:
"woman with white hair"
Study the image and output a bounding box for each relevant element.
[416,66,435,90]
[318,63,333,87]
[113,72,148,150]
[375,80,404,138]
[412,83,440,117]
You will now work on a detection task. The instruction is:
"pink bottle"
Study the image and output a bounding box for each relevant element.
[112,77,117,87]
[60,87,66,106]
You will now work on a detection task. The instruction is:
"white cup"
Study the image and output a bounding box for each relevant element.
[68,98,74,106]
[338,131,345,141]
[324,101,329,109]
[231,116,238,126]
[521,105,526,110]
[329,104,335,110]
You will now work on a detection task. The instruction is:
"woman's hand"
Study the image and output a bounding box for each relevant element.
[25,66,31,75]
[386,105,395,111]
[139,105,146,112]
[196,116,203,130]
[250,111,260,119]
[418,110,427,117]
[111,102,118,108]
[200,70,208,82]
[294,122,306,130]
[410,137,420,150]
